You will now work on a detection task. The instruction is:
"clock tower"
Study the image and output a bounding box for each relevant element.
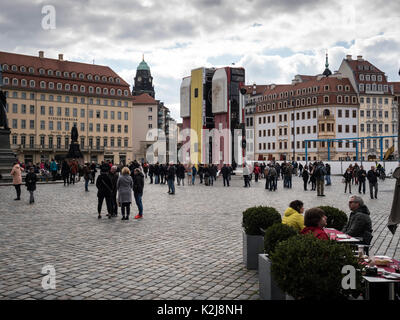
[132,55,155,98]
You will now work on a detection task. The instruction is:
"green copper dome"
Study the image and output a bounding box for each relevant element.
[137,56,150,71]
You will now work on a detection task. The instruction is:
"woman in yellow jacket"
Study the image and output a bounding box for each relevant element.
[282,200,305,232]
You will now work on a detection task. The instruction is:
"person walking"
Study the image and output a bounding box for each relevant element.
[343,167,352,194]
[268,165,278,191]
[167,163,176,194]
[302,167,309,191]
[25,167,37,204]
[325,163,331,186]
[61,160,70,186]
[70,160,78,185]
[83,163,91,192]
[148,164,154,184]
[221,164,230,187]
[133,168,144,219]
[243,163,250,188]
[253,163,261,182]
[191,164,197,185]
[367,166,379,199]
[357,165,367,194]
[109,165,119,217]
[117,167,133,220]
[10,162,24,201]
[315,162,326,196]
[154,162,160,184]
[50,159,58,181]
[90,162,97,184]
[96,167,113,219]
[310,165,317,191]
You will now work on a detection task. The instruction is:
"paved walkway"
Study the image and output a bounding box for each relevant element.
[0,175,398,300]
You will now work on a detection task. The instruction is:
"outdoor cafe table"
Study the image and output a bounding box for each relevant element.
[362,257,400,300]
[323,228,361,244]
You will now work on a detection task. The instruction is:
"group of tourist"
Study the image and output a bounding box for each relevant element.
[283,196,373,246]
[342,163,381,199]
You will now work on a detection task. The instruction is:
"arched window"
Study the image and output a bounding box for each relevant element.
[71,72,77,78]
[20,66,26,72]
[65,84,70,91]
[110,88,115,95]
[124,90,129,96]
[96,87,101,94]
[48,82,54,89]
[115,78,120,84]
[40,81,46,88]
[2,64,9,70]
[89,86,94,93]
[95,75,100,81]
[102,76,107,82]
[117,89,122,96]
[57,83,63,90]
[103,88,108,94]
[29,80,35,87]
[11,65,17,71]
[56,71,61,77]
[79,73,85,79]
[39,68,45,75]
[87,74,93,80]
[80,85,85,92]
[72,84,78,91]
[48,70,53,76]
[21,79,27,87]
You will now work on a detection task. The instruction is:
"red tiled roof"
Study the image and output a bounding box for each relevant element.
[345,59,384,74]
[0,51,129,87]
[132,93,157,105]
[388,82,400,94]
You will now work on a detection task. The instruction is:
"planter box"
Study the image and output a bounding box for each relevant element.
[243,229,264,270]
[258,254,286,300]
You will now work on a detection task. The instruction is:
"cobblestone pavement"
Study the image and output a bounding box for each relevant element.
[0,175,398,300]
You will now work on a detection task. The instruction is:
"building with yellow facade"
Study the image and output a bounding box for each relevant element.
[1,50,133,164]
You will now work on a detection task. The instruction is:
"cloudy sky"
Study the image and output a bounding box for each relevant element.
[1,0,400,120]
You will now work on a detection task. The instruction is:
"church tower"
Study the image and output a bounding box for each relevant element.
[132,55,155,98]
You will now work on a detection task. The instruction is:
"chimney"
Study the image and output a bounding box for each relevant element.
[39,51,44,58]
[357,55,363,61]
[346,55,352,60]
[58,54,64,61]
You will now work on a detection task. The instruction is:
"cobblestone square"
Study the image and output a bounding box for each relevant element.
[0,175,398,300]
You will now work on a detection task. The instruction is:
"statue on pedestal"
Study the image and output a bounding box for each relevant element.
[0,90,9,130]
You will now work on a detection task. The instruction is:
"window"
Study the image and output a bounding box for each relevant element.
[96,110,101,119]
[118,112,122,120]
[148,115,152,121]
[65,122,70,131]
[124,112,128,120]
[345,125,349,133]
[21,104,26,114]
[12,119,17,129]
[111,124,115,132]
[104,124,108,132]
[118,125,121,133]
[89,123,93,132]
[80,123,85,132]
[96,124,100,132]
[89,110,93,118]
[48,121,53,130]
[40,121,45,130]
[65,108,70,116]
[338,125,342,133]
[352,110,357,118]
[21,120,26,129]
[338,109,342,117]
[111,111,115,119]
[73,108,77,117]
[30,120,35,129]
[345,110,349,118]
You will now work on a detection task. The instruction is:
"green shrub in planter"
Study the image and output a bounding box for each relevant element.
[270,234,363,300]
[242,206,281,236]
[318,206,348,230]
[264,223,298,255]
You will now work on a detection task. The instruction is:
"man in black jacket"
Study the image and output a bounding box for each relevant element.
[108,166,119,217]
[367,166,379,199]
[167,163,176,194]
[357,165,367,194]
[96,168,113,219]
[221,164,230,187]
[342,195,373,245]
[133,168,144,219]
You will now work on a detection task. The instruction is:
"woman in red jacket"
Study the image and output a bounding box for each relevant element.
[300,208,329,240]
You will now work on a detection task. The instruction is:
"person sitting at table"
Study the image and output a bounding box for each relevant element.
[282,200,305,232]
[300,208,329,240]
[342,195,373,245]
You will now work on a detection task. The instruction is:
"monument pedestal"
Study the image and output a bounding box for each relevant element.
[66,142,84,164]
[0,128,17,179]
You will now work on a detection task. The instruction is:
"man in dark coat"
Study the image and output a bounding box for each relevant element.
[342,195,373,245]
[367,166,379,199]
[133,168,144,219]
[96,168,113,219]
[61,160,70,186]
[148,164,154,184]
[108,166,119,217]
[357,165,367,194]
[167,163,176,194]
[302,168,309,191]
[221,164,230,187]
[25,167,37,204]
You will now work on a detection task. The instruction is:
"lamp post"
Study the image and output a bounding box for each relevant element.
[292,100,296,161]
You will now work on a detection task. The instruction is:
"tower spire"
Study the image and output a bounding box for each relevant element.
[142,53,144,62]
[322,50,332,77]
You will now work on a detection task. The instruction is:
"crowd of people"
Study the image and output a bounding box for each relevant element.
[8,158,391,224]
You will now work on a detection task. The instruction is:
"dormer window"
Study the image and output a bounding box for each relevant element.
[87,74,93,80]
[21,79,27,87]
[79,73,85,79]
[102,76,107,82]
[65,84,70,91]
[57,83,62,90]
[71,72,77,78]
[2,64,9,70]
[11,65,17,71]
[20,66,26,72]
[72,84,78,91]
[89,86,94,93]
[49,82,54,89]
[124,90,129,96]
[64,72,69,77]
[110,88,115,95]
[56,71,61,77]
[80,85,85,92]
[95,75,100,81]
[117,89,122,96]
[109,77,114,82]
[115,78,120,84]
[103,88,108,94]
[48,70,53,76]
[96,87,101,94]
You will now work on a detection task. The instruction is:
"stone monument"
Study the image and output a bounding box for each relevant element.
[66,124,84,163]
[0,65,17,180]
